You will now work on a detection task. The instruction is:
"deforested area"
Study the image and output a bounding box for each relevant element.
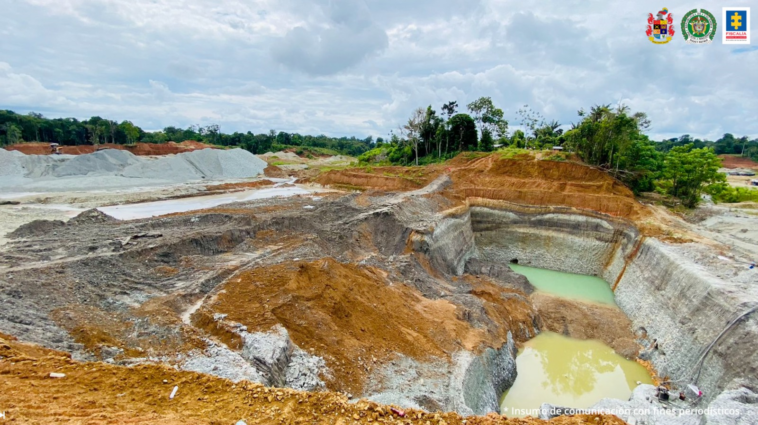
[1,145,757,424]
[3,3,758,422]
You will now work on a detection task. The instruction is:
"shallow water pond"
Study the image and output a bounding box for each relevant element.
[509,264,617,305]
[500,332,652,417]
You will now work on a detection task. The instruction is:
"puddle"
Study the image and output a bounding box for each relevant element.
[98,186,315,220]
[509,264,616,305]
[500,332,652,417]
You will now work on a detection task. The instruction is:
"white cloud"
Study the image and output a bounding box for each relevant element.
[0,0,756,140]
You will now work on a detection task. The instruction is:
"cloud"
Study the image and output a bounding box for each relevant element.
[0,0,756,140]
[271,0,388,75]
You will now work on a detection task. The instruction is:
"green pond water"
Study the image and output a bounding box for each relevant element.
[500,332,653,417]
[509,264,617,305]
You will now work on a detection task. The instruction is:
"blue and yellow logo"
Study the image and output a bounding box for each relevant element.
[726,10,747,31]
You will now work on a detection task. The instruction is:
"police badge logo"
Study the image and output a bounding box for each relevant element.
[681,9,717,44]
[647,8,675,44]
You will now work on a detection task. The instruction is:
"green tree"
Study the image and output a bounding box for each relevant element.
[1,123,23,145]
[467,97,508,140]
[615,137,664,193]
[509,129,526,148]
[419,106,442,158]
[517,105,544,149]
[441,101,458,156]
[448,113,478,152]
[656,145,724,207]
[119,121,140,145]
[564,104,649,171]
[479,128,494,152]
[403,107,425,165]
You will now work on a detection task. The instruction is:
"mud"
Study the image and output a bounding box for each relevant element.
[0,333,625,425]
[2,152,756,423]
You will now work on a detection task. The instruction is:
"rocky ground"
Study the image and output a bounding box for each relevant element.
[0,151,756,423]
[0,333,626,425]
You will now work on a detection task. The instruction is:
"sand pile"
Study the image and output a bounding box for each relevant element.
[0,148,267,191]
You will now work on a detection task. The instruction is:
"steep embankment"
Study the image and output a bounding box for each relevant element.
[6,140,214,156]
[462,204,758,404]
[315,154,650,221]
[193,258,534,395]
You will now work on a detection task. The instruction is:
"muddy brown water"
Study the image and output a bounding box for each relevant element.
[500,266,650,417]
[500,332,653,417]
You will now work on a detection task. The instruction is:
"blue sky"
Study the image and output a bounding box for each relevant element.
[1,0,756,140]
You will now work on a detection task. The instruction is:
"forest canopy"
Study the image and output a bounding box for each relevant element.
[1,105,756,207]
[0,110,375,157]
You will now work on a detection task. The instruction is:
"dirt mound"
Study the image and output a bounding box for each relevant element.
[719,155,758,169]
[6,141,214,156]
[204,180,276,192]
[68,208,117,225]
[196,258,531,395]
[317,166,439,191]
[263,163,289,178]
[531,293,640,359]
[315,154,649,220]
[0,333,622,425]
[8,219,66,238]
[128,141,214,156]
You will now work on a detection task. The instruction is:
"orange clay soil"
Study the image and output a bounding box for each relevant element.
[193,258,537,395]
[0,333,626,425]
[50,298,208,360]
[6,141,214,156]
[264,163,290,178]
[718,154,758,170]
[315,154,650,221]
[204,179,276,192]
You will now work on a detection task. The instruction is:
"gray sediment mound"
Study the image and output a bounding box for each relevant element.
[9,219,66,238]
[68,209,117,225]
[8,209,117,239]
[0,147,267,191]
[54,149,141,177]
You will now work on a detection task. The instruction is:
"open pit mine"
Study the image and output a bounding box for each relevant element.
[1,148,757,425]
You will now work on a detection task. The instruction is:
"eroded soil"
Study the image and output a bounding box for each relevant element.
[0,333,626,425]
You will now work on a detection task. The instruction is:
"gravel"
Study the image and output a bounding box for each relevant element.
[181,340,267,384]
[0,148,268,191]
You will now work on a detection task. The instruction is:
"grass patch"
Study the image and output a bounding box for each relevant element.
[497,146,535,160]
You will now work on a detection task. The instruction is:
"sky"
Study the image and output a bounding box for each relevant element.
[1,0,757,141]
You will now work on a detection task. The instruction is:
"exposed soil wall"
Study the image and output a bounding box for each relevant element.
[609,239,758,403]
[6,141,214,156]
[463,205,758,405]
[314,154,650,220]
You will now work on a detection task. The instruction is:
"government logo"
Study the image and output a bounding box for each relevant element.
[681,9,716,44]
[647,8,675,44]
[723,7,750,44]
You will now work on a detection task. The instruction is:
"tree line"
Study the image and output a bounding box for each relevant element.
[0,110,375,157]
[362,101,758,207]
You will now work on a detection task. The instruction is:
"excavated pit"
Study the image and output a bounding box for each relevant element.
[2,178,757,421]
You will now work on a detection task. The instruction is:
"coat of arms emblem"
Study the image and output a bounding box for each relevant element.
[681,9,717,44]
[647,8,675,44]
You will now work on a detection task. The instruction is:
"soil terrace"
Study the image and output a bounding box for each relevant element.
[0,333,626,425]
[315,154,649,221]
